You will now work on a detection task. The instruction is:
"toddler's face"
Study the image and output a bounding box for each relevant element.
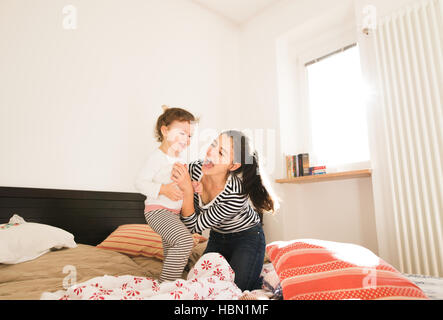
[164,121,193,153]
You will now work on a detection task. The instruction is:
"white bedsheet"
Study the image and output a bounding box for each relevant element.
[404,274,443,300]
[40,253,243,300]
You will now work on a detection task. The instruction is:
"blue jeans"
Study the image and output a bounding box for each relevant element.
[203,224,266,291]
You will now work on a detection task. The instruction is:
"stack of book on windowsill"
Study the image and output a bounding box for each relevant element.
[286,153,326,179]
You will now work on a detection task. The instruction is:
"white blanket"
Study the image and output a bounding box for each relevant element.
[40,253,243,300]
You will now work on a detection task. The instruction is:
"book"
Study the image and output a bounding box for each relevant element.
[297,154,303,176]
[292,155,298,177]
[310,165,327,175]
[303,154,310,176]
[298,154,310,176]
[286,156,292,179]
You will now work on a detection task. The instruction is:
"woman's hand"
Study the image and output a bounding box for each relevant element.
[159,182,184,201]
[192,181,203,195]
[171,163,193,194]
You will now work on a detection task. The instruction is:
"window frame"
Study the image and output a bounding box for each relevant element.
[290,27,372,171]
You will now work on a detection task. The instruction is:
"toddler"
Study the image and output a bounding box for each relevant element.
[135,105,197,282]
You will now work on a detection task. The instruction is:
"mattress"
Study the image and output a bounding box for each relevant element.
[0,244,148,300]
[0,241,210,300]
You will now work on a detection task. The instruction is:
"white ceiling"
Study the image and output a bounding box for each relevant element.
[191,0,281,24]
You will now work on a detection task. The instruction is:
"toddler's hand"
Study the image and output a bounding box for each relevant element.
[191,181,203,195]
[171,163,193,193]
[160,182,184,201]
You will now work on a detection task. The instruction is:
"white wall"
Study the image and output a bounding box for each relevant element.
[279,178,377,249]
[1,0,383,254]
[0,0,240,192]
[236,0,379,253]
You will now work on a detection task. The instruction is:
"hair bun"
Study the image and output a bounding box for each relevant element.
[161,105,169,112]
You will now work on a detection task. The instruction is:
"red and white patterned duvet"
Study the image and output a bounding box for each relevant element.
[40,253,243,300]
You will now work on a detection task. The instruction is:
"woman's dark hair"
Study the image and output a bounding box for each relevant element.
[221,130,275,223]
[155,106,197,142]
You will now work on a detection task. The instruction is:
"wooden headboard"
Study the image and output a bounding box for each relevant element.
[0,186,146,246]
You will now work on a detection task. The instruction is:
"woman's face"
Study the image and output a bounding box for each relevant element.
[202,134,241,176]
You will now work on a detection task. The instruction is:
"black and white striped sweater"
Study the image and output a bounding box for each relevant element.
[180,160,261,234]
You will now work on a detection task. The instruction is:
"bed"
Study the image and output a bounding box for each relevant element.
[0,186,274,300]
[1,186,440,300]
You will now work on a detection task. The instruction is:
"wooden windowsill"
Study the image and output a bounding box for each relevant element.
[276,169,372,184]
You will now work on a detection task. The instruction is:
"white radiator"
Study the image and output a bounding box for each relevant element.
[372,0,443,276]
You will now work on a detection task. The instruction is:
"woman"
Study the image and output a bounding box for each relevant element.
[170,130,277,291]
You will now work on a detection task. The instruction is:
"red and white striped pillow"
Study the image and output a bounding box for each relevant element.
[97,224,207,260]
[266,239,428,300]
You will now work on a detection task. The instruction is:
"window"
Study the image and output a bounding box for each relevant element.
[306,44,371,169]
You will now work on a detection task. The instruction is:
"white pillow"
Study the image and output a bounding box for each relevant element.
[0,214,77,264]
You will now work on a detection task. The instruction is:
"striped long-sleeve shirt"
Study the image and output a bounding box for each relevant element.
[180,160,261,234]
